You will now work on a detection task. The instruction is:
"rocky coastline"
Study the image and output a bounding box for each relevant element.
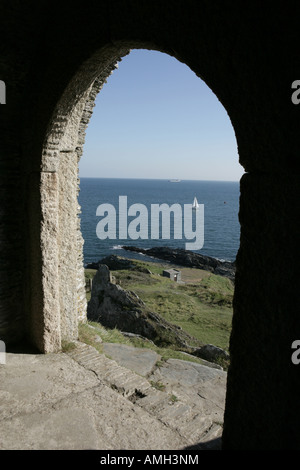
[86,246,235,281]
[122,246,236,281]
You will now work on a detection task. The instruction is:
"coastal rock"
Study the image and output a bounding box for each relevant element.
[122,246,235,280]
[192,344,229,363]
[86,255,135,271]
[87,265,145,329]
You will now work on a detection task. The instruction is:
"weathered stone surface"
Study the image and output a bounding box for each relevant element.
[0,342,226,450]
[150,358,226,387]
[66,342,227,449]
[0,351,99,422]
[102,342,160,376]
[30,171,61,353]
[0,349,185,450]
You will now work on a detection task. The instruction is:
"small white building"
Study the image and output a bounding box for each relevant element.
[162,269,181,282]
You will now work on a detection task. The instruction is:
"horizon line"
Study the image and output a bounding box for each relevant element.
[79,176,242,183]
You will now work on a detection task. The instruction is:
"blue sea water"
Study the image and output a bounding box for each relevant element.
[78,178,240,266]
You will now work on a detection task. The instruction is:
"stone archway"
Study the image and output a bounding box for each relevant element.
[25,40,243,354]
[1,1,299,450]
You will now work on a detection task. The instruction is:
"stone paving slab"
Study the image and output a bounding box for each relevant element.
[152,358,226,386]
[0,351,99,421]
[102,342,160,376]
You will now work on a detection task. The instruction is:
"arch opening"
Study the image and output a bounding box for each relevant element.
[78,49,242,361]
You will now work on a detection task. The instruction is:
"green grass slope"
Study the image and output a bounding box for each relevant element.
[84,257,234,351]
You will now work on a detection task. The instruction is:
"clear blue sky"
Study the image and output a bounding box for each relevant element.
[79,49,244,181]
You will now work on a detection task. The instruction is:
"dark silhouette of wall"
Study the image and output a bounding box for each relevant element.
[0,0,299,450]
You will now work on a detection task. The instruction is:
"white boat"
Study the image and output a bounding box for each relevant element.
[192,196,199,210]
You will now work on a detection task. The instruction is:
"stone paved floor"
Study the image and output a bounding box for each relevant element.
[0,342,226,450]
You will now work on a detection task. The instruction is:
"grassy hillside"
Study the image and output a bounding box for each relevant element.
[84,257,234,351]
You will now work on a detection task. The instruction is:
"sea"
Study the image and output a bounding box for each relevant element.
[78,178,240,266]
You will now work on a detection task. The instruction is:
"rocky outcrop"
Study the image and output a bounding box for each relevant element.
[122,246,236,280]
[86,255,135,271]
[87,265,199,350]
[86,254,152,274]
[192,344,229,363]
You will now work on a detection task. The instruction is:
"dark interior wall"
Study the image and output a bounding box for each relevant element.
[0,0,299,449]
[223,172,300,449]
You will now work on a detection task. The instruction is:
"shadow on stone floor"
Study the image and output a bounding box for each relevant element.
[6,339,41,354]
[184,437,222,450]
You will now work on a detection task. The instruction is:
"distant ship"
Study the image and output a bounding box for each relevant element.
[192,196,200,210]
[169,179,181,183]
